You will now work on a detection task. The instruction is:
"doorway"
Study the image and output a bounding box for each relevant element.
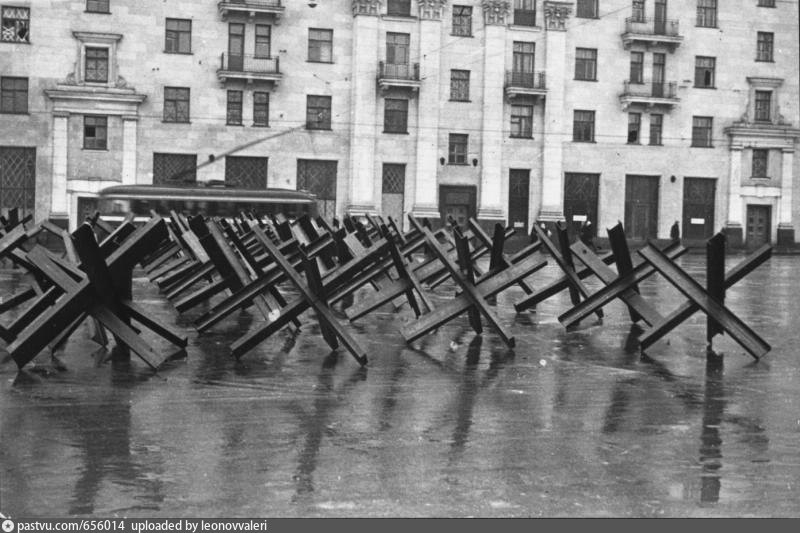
[508,169,530,235]
[682,177,716,241]
[625,175,659,241]
[439,185,476,229]
[746,204,771,248]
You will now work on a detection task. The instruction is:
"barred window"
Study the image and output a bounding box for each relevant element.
[752,149,768,178]
[754,90,771,122]
[153,153,197,184]
[691,116,713,147]
[627,113,641,144]
[694,56,715,88]
[573,110,595,142]
[383,98,408,133]
[629,51,644,84]
[85,47,109,83]
[306,95,331,130]
[697,0,717,28]
[510,105,533,138]
[575,48,597,81]
[86,1,109,13]
[756,32,773,61]
[164,87,190,123]
[649,114,663,145]
[308,28,333,63]
[253,91,269,127]
[1,6,30,43]
[165,18,191,54]
[226,90,243,126]
[576,0,598,18]
[452,5,472,36]
[0,76,28,114]
[84,115,108,150]
[450,70,470,101]
[448,134,468,164]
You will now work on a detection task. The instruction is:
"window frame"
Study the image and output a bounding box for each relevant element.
[694,56,716,88]
[449,69,470,101]
[510,104,534,139]
[629,51,644,84]
[691,116,713,148]
[386,32,410,65]
[226,90,243,126]
[386,0,411,17]
[513,0,537,27]
[163,86,190,123]
[165,18,192,54]
[308,28,333,63]
[1,5,30,43]
[575,0,598,19]
[627,113,641,144]
[574,48,598,81]
[451,5,473,36]
[756,32,774,62]
[448,133,469,165]
[752,148,769,179]
[86,0,110,13]
[757,0,775,7]
[383,98,409,134]
[649,114,663,146]
[0,76,28,114]
[754,90,772,122]
[253,91,269,127]
[696,0,718,28]
[83,115,108,150]
[84,46,110,83]
[573,110,595,143]
[306,95,332,130]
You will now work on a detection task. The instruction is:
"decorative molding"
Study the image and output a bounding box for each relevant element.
[481,0,510,26]
[352,0,382,16]
[543,1,572,31]
[418,0,447,20]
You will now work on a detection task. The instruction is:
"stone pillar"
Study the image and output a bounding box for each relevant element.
[50,111,69,227]
[476,0,510,228]
[777,147,795,246]
[347,0,381,216]
[411,0,447,222]
[725,146,744,248]
[539,1,572,224]
[122,115,138,185]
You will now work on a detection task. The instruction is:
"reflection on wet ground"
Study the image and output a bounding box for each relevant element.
[1,255,799,517]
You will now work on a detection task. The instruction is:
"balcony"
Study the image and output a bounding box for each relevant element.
[621,17,683,51]
[377,61,421,93]
[217,53,282,84]
[504,70,547,99]
[619,80,679,110]
[218,0,284,22]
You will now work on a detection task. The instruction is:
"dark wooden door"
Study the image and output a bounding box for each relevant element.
[228,23,245,71]
[746,205,771,247]
[654,0,667,34]
[625,175,659,241]
[508,169,530,234]
[564,173,599,241]
[439,185,476,229]
[682,177,716,241]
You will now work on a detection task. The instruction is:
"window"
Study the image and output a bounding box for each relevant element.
[629,51,644,84]
[85,47,109,83]
[225,156,268,189]
[0,77,27,114]
[691,116,713,147]
[387,0,410,17]
[573,110,595,142]
[386,32,410,65]
[254,25,271,58]
[164,87,190,123]
[450,70,470,101]
[452,5,472,36]
[510,105,533,138]
[757,0,775,6]
[752,149,768,178]
[384,98,408,133]
[84,115,108,150]
[308,28,333,63]
[754,90,771,122]
[694,56,715,88]
[575,48,597,81]
[649,114,663,145]
[512,41,535,74]
[627,113,641,144]
[1,6,29,42]
[226,90,243,125]
[165,18,191,54]
[513,0,536,26]
[576,0,598,18]
[153,153,197,185]
[448,134,468,164]
[253,91,269,127]
[86,0,109,13]
[756,32,773,61]
[306,95,331,130]
[696,0,717,28]
[632,0,645,22]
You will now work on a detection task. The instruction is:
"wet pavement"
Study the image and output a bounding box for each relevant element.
[1,253,799,518]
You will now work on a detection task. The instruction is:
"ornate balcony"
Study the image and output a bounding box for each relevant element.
[217,53,282,84]
[619,80,679,110]
[504,70,547,99]
[377,61,421,92]
[218,0,284,22]
[621,17,683,51]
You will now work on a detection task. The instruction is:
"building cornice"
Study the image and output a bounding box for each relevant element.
[725,122,800,150]
[45,85,146,116]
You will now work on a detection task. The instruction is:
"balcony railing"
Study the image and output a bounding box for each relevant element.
[377,61,421,92]
[622,17,683,51]
[620,79,679,109]
[505,70,547,99]
[218,53,281,83]
[513,9,537,26]
[218,0,284,21]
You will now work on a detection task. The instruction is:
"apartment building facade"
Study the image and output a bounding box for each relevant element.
[1,0,798,248]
